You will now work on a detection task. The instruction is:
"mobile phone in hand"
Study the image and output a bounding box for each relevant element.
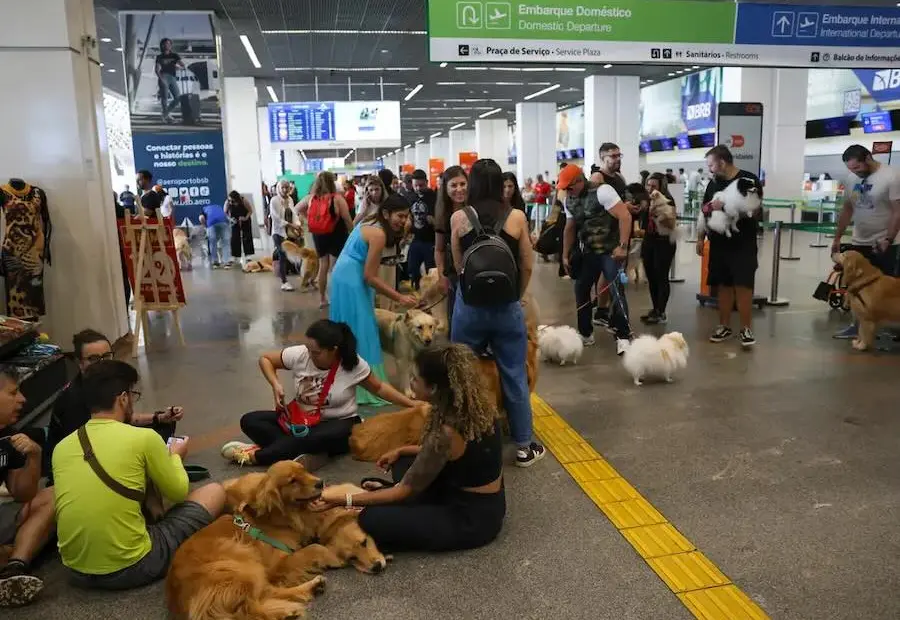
[0,437,27,470]
[166,435,187,449]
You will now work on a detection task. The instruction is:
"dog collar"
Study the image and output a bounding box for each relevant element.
[847,274,881,308]
[233,515,294,554]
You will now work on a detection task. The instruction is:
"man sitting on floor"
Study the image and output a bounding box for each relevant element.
[0,369,55,607]
[52,360,224,590]
[45,329,184,479]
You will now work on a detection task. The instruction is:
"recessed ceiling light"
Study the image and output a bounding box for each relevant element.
[100,37,112,43]
[99,62,105,67]
[430,131,442,138]
[450,122,466,130]
[603,64,613,69]
[439,62,447,68]
[404,83,424,101]
[266,85,279,103]
[479,108,502,118]
[415,138,425,144]
[107,68,116,73]
[692,65,700,69]
[239,34,262,69]
[114,47,122,52]
[668,72,676,76]
[380,49,389,53]
[523,83,560,100]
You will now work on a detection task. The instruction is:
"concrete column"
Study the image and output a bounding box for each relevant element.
[515,102,556,184]
[0,0,129,343]
[402,146,415,171]
[222,77,262,245]
[414,143,430,171]
[475,119,508,168]
[430,136,450,166]
[584,75,640,181]
[257,107,281,184]
[723,67,808,202]
[449,129,477,164]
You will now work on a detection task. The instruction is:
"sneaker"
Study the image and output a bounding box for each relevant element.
[832,323,858,340]
[580,334,595,347]
[616,339,630,356]
[592,309,610,327]
[516,442,546,468]
[640,310,658,324]
[654,313,668,325]
[739,327,756,348]
[709,325,733,343]
[223,261,234,270]
[280,282,295,292]
[221,441,259,466]
[212,262,221,269]
[0,561,42,607]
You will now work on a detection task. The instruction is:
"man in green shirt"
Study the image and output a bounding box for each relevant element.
[52,360,224,590]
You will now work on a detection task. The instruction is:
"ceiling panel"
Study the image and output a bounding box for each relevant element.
[95,0,900,159]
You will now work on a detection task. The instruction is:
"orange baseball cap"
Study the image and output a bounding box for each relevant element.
[556,165,584,191]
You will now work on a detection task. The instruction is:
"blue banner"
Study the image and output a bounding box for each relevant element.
[736,4,900,48]
[681,69,720,133]
[853,69,900,105]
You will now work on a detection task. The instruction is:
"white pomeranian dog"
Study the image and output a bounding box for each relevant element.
[696,176,762,238]
[621,331,690,386]
[537,325,584,366]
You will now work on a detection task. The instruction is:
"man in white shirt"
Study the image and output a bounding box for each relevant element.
[832,144,900,339]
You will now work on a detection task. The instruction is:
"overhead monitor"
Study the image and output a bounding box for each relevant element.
[268,101,402,148]
[862,111,893,134]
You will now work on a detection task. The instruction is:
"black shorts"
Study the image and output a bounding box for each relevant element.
[707,239,758,288]
[313,231,348,257]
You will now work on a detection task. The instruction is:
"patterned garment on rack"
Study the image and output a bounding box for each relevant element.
[0,183,52,320]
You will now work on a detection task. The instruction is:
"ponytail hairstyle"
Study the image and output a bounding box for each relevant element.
[416,344,497,441]
[305,319,359,371]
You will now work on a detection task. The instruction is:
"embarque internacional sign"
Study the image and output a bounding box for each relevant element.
[427,0,900,68]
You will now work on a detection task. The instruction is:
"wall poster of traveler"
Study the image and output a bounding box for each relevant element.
[119,11,222,133]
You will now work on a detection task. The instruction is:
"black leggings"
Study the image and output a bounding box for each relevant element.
[641,235,677,314]
[231,219,254,258]
[358,455,506,553]
[239,410,359,466]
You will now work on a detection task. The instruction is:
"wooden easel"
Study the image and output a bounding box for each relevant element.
[121,214,186,358]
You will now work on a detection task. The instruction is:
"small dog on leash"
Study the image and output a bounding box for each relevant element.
[621,331,689,386]
[537,325,584,366]
[697,177,761,238]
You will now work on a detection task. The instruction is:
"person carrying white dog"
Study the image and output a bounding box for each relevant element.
[696,145,763,348]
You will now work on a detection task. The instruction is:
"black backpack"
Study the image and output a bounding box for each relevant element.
[459,206,519,306]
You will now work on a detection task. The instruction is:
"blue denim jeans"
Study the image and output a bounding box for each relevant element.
[575,251,631,340]
[407,239,435,288]
[158,73,180,116]
[451,290,532,446]
[207,222,231,264]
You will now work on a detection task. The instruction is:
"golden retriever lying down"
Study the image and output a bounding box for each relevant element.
[837,250,900,351]
[167,462,385,620]
[243,256,275,273]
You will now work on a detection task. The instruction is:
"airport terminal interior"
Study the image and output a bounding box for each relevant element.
[3,0,900,618]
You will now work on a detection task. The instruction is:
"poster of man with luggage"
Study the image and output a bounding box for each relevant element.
[119,11,227,226]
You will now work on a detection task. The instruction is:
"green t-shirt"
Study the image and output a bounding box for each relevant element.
[52,418,189,575]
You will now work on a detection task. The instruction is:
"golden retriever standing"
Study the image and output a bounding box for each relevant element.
[836,250,900,351]
[281,240,319,290]
[173,228,192,271]
[375,308,439,395]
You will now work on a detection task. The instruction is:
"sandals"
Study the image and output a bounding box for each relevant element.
[360,477,395,491]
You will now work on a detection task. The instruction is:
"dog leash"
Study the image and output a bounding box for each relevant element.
[233,515,295,554]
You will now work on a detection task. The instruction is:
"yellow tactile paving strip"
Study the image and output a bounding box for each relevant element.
[531,394,770,620]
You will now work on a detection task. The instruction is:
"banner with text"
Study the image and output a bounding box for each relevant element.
[120,10,226,225]
[428,0,900,68]
[717,103,764,178]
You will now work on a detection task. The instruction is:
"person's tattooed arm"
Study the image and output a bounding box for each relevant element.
[401,427,452,494]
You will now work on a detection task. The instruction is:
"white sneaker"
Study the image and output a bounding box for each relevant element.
[616,339,630,356]
[220,441,258,465]
[281,282,295,291]
[581,334,595,346]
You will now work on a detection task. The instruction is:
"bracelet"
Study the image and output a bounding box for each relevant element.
[345,492,354,508]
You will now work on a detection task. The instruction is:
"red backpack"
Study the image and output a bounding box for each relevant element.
[307,194,338,234]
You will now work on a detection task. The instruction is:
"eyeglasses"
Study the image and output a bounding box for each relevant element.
[84,352,115,364]
[127,389,142,402]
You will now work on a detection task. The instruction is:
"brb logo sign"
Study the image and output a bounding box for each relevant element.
[853,69,900,104]
[872,69,900,92]
[686,102,713,122]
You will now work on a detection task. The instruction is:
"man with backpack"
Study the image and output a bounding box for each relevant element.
[560,165,634,356]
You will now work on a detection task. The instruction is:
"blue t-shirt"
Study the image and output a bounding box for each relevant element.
[202,204,227,227]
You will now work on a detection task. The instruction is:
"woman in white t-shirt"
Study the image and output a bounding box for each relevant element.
[221,319,419,468]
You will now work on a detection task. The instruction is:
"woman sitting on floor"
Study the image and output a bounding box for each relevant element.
[221,319,419,469]
[314,343,505,552]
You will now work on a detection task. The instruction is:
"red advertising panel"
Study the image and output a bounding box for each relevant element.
[117,217,186,305]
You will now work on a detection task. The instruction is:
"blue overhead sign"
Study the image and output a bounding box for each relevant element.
[853,69,900,104]
[268,102,336,144]
[735,4,900,48]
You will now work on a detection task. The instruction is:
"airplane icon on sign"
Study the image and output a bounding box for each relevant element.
[489,8,506,21]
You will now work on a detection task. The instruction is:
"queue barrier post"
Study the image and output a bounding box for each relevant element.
[669,242,685,283]
[779,201,801,261]
[766,220,790,307]
[810,199,828,248]
[684,200,697,244]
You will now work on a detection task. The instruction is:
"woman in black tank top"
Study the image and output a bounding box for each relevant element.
[225,190,254,262]
[315,344,505,552]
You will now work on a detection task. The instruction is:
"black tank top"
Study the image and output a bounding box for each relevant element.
[228,198,248,218]
[442,420,503,488]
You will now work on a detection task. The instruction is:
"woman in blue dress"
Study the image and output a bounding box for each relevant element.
[330,193,418,405]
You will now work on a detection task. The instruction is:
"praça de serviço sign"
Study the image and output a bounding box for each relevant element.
[427,0,900,68]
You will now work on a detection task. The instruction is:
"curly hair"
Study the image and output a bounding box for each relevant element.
[416,343,497,441]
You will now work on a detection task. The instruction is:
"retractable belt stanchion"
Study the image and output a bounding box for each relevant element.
[766,221,790,307]
[810,199,828,248]
[779,201,801,261]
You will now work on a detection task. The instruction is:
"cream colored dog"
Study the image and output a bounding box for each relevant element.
[173,228,192,271]
[375,308,439,394]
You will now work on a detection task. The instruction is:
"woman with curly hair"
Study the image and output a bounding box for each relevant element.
[314,343,505,552]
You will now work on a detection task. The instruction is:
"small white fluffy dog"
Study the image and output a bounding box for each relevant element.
[622,331,689,386]
[537,325,584,366]
[696,177,762,238]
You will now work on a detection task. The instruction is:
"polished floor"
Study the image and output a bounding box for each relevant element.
[9,231,900,620]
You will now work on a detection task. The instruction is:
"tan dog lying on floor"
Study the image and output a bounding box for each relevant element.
[375,308,440,395]
[167,461,385,620]
[836,250,900,351]
[281,240,320,290]
[243,256,275,273]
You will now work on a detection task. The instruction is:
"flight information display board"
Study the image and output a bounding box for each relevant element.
[268,101,401,148]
